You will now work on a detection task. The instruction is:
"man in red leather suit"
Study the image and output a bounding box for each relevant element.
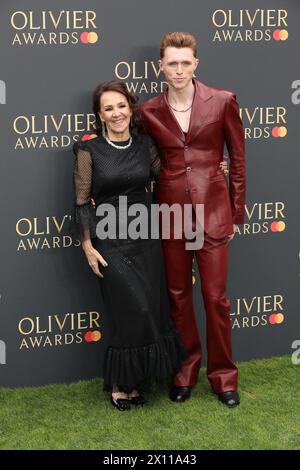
[140,32,246,407]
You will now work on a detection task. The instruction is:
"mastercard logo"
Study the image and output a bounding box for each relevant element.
[269,313,284,325]
[273,30,288,41]
[84,330,102,342]
[270,221,286,232]
[80,31,98,44]
[272,126,287,138]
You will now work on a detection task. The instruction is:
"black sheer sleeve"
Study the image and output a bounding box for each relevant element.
[145,136,161,198]
[70,142,97,241]
[150,141,161,180]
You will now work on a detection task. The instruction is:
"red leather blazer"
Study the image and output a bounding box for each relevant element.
[140,80,246,239]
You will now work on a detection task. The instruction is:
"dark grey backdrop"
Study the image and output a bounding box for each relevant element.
[0,0,299,386]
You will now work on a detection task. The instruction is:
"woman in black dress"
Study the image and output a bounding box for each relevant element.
[71,80,186,410]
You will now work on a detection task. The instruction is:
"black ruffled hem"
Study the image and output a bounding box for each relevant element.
[103,330,187,393]
[69,202,97,240]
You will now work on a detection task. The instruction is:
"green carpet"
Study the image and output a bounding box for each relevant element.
[0,356,299,450]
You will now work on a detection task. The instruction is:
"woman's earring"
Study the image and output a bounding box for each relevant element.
[130,116,133,128]
[101,120,106,138]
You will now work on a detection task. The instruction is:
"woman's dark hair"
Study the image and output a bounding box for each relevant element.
[92,80,141,135]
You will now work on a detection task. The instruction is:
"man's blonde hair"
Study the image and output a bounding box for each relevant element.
[160,32,197,58]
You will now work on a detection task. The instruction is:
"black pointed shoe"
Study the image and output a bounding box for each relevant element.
[110,395,131,411]
[218,391,240,408]
[169,386,192,403]
[130,395,147,406]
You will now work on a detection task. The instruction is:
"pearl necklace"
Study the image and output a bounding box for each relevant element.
[104,135,132,149]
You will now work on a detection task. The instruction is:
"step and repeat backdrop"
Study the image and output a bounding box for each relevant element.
[0,0,299,386]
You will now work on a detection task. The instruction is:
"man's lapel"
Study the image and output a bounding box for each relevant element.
[186,80,213,144]
[154,92,185,143]
[152,80,214,145]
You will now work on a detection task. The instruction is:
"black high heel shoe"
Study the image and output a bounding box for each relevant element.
[130,394,147,406]
[110,395,131,411]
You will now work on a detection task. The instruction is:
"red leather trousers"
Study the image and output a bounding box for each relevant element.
[162,233,238,393]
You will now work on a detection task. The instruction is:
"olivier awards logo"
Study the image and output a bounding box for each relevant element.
[237,201,286,236]
[230,294,285,329]
[18,311,102,349]
[10,10,99,46]
[240,105,287,140]
[114,60,167,96]
[12,112,95,150]
[16,215,80,251]
[211,9,288,42]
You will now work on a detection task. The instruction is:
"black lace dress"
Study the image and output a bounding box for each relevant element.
[71,132,186,393]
